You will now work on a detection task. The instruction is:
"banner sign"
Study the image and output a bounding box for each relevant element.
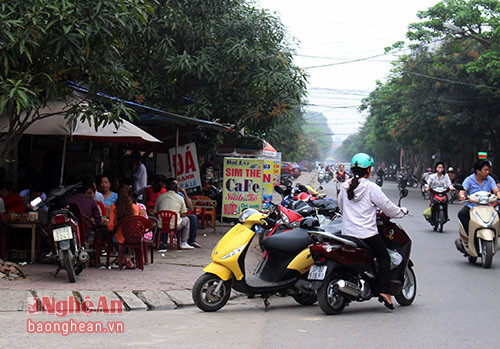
[222,158,263,218]
[168,143,201,193]
[262,159,281,203]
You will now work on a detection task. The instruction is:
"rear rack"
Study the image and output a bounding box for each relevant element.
[307,230,357,247]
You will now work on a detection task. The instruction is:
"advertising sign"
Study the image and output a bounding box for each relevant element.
[222,158,263,218]
[168,143,201,193]
[262,159,281,203]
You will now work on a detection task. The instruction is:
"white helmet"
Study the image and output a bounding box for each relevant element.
[448,167,454,172]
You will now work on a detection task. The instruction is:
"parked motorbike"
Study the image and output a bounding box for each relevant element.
[307,189,416,315]
[426,186,450,233]
[31,183,88,283]
[192,209,317,311]
[455,191,499,268]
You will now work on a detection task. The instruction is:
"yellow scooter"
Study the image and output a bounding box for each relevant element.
[192,208,316,312]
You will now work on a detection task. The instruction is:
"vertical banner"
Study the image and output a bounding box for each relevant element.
[168,143,201,193]
[262,160,274,203]
[222,158,263,218]
[262,159,281,203]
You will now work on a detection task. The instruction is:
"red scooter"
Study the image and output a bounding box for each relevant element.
[307,189,416,315]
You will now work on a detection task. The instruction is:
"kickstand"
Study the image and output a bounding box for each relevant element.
[263,296,270,311]
[53,266,61,278]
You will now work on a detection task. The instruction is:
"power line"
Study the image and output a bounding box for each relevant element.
[403,70,500,91]
[303,38,444,69]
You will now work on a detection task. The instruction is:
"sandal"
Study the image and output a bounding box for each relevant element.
[125,257,136,269]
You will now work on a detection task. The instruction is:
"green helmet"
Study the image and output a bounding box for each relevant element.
[351,153,374,168]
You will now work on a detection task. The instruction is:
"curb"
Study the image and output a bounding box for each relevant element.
[0,289,200,313]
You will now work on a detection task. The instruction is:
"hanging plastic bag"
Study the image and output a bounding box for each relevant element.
[422,207,432,218]
[387,249,403,269]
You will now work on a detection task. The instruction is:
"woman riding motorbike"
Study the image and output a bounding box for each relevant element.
[425,162,455,197]
[338,153,408,310]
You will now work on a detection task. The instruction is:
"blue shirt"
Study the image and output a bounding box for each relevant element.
[103,192,118,207]
[462,174,497,207]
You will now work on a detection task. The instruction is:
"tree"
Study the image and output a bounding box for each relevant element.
[120,0,307,156]
[338,0,500,172]
[0,0,152,163]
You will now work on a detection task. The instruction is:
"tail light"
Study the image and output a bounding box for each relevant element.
[51,214,69,225]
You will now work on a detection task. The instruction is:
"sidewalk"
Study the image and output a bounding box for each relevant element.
[0,170,319,312]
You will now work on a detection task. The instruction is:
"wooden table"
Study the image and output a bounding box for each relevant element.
[6,220,42,263]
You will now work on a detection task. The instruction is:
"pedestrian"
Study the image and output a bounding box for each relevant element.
[131,151,147,201]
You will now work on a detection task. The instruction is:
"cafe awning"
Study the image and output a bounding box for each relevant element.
[67,81,231,132]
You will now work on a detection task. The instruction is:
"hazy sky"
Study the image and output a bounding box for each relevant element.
[256,0,441,143]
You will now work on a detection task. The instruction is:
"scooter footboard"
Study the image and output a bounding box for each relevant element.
[203,262,234,281]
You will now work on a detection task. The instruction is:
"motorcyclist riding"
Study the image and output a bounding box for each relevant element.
[338,153,408,310]
[457,160,500,235]
[425,162,455,194]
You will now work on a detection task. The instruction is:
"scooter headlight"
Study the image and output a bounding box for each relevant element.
[239,209,259,223]
[220,244,247,260]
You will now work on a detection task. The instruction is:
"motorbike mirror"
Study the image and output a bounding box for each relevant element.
[400,189,408,198]
[274,185,284,195]
[318,186,323,190]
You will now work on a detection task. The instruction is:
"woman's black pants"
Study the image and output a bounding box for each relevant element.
[363,234,391,294]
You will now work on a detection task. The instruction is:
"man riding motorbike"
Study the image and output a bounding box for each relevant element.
[457,160,500,236]
[338,153,408,310]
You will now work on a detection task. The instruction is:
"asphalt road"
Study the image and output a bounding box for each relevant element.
[2,179,500,348]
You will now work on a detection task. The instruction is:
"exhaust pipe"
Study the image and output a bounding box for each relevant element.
[78,250,89,263]
[335,280,362,298]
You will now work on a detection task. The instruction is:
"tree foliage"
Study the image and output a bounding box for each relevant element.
[337,0,500,173]
[0,0,152,162]
[120,0,307,155]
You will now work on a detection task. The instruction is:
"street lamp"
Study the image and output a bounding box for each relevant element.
[443,22,491,47]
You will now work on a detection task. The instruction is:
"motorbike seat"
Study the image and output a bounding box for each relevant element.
[262,227,313,254]
[340,235,372,251]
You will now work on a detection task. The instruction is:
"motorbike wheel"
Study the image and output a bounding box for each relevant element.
[395,266,417,306]
[468,256,477,264]
[292,293,317,306]
[192,273,232,312]
[438,211,445,233]
[62,250,76,283]
[317,274,346,315]
[480,239,494,269]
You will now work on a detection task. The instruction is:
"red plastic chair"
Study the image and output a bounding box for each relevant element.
[114,215,152,270]
[156,210,181,250]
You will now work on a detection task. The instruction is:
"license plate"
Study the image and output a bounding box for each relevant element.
[308,265,327,280]
[53,226,73,242]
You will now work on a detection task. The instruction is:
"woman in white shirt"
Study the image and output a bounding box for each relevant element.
[338,153,408,309]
